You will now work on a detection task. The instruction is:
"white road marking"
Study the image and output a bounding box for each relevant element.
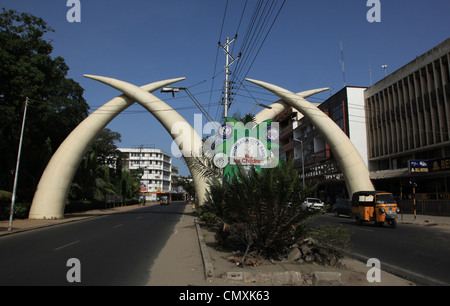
[54,240,80,251]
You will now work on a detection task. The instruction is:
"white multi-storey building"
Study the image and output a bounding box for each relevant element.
[118,147,172,194]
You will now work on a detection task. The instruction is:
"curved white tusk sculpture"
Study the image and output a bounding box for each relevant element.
[253,88,331,124]
[246,78,374,197]
[82,75,209,210]
[29,77,186,219]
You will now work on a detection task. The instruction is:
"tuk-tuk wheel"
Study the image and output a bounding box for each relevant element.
[389,220,397,229]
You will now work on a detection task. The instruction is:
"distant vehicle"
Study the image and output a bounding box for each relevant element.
[301,198,324,211]
[159,195,170,205]
[332,199,352,217]
[351,191,399,228]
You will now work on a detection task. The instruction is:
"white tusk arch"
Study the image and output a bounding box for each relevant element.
[83,75,209,209]
[246,78,374,197]
[253,88,330,124]
[29,77,185,219]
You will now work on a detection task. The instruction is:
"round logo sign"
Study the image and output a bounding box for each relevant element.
[218,123,233,140]
[213,153,229,169]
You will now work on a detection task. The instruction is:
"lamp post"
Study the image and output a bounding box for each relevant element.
[301,140,305,187]
[161,87,217,126]
[8,97,29,231]
[382,64,388,76]
[247,103,272,116]
[409,179,417,220]
[294,139,305,187]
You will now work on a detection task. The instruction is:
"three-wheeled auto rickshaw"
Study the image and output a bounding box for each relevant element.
[351,191,400,228]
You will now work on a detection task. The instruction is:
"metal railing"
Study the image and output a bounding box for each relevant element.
[398,199,450,216]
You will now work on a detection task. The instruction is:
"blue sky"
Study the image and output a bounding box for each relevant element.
[2,0,449,175]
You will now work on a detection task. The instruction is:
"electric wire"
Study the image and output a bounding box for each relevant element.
[207,0,229,115]
[213,0,286,113]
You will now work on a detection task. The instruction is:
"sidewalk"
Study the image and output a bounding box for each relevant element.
[397,212,450,227]
[1,204,449,286]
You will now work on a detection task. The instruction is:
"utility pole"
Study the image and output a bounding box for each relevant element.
[8,97,29,231]
[219,35,240,118]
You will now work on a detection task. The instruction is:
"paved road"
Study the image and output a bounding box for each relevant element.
[313,214,450,285]
[0,202,188,286]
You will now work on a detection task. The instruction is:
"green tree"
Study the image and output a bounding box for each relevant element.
[69,129,134,202]
[231,111,255,125]
[0,9,89,201]
[175,175,196,199]
[119,168,141,199]
[70,150,115,201]
[90,128,122,166]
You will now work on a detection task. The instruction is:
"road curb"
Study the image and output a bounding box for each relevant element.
[193,219,345,286]
[347,252,448,286]
[194,218,214,281]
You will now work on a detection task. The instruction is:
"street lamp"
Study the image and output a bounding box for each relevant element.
[161,87,180,97]
[382,64,388,76]
[161,87,217,126]
[247,103,272,115]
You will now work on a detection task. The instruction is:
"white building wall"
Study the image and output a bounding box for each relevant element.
[118,148,172,193]
[346,87,369,167]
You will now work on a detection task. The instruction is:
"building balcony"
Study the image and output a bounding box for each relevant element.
[280,122,294,140]
[281,141,294,153]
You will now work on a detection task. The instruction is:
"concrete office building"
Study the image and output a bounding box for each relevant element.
[365,38,450,208]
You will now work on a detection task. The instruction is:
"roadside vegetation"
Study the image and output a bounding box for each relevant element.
[197,161,352,266]
[0,10,140,220]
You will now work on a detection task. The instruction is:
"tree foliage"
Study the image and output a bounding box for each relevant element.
[0,9,89,201]
[90,128,122,166]
[69,128,141,202]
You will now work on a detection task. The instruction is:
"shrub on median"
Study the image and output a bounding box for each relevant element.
[202,161,321,259]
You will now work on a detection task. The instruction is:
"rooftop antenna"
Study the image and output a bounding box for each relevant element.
[340,41,346,87]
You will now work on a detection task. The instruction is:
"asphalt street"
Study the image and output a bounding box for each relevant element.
[0,202,187,286]
[313,214,450,285]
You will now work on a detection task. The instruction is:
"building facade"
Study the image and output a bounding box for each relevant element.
[364,38,450,204]
[292,86,368,200]
[276,107,302,161]
[118,147,172,195]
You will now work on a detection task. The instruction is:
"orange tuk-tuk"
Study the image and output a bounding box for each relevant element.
[351,191,400,228]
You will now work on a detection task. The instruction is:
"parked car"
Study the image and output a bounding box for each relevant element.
[159,195,170,205]
[301,198,324,211]
[332,199,352,217]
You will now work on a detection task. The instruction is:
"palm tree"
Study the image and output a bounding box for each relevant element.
[119,168,141,199]
[231,112,255,125]
[70,150,115,201]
